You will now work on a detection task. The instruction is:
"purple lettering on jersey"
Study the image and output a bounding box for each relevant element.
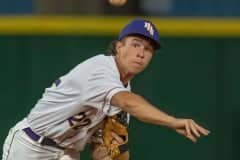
[68,112,91,130]
[54,79,61,87]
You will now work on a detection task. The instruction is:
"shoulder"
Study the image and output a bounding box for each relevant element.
[85,55,121,83]
[71,54,112,72]
[90,54,114,66]
[68,54,119,82]
[89,54,118,74]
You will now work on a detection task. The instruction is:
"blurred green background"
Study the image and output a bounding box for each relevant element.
[0,1,240,160]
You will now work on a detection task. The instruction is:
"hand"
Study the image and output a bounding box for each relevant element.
[111,132,130,160]
[91,132,129,160]
[111,131,124,145]
[170,118,210,143]
[91,144,112,160]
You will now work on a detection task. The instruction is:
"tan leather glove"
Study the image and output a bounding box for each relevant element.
[91,112,129,160]
[103,117,128,159]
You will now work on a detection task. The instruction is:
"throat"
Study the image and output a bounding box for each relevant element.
[120,73,133,86]
[114,56,133,86]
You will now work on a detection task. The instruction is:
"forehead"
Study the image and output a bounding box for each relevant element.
[126,36,151,44]
[124,35,155,48]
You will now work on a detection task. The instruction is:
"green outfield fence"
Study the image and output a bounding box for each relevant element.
[0,16,239,160]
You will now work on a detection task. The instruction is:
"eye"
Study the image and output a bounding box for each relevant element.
[145,46,154,53]
[132,42,141,48]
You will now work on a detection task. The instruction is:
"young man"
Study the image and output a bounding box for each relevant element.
[2,19,210,160]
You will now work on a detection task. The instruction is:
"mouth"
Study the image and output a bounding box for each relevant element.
[133,61,143,66]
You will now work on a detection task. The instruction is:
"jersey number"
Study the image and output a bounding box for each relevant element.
[68,112,91,130]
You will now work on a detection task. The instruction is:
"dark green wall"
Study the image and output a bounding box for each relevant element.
[0,36,239,160]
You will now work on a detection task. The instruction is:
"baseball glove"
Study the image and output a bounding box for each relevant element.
[91,111,129,160]
[103,115,129,159]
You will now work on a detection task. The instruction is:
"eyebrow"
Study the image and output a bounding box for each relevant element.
[132,38,143,43]
[132,38,153,48]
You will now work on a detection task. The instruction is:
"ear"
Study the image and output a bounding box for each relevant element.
[115,41,123,54]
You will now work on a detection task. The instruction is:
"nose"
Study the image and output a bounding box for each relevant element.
[137,47,145,59]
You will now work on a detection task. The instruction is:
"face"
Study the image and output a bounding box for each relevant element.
[115,35,154,75]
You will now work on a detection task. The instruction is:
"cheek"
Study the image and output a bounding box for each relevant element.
[119,50,130,66]
[144,54,153,65]
[121,49,132,62]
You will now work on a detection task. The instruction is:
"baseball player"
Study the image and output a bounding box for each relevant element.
[2,19,210,160]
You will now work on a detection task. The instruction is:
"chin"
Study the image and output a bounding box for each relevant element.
[130,68,143,75]
[128,64,146,75]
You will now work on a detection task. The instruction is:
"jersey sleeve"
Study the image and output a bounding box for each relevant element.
[82,63,130,116]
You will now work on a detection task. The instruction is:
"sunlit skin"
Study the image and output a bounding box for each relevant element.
[114,35,155,85]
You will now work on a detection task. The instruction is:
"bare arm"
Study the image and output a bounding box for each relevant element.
[111,91,210,142]
[111,91,175,127]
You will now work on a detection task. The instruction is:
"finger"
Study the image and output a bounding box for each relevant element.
[185,120,191,136]
[112,139,118,145]
[176,128,186,136]
[193,122,210,135]
[190,121,201,137]
[176,129,197,143]
[187,134,197,143]
[111,132,124,143]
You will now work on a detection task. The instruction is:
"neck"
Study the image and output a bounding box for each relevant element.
[114,57,134,85]
[120,72,134,86]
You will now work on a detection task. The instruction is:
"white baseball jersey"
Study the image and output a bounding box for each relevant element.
[26,54,131,151]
